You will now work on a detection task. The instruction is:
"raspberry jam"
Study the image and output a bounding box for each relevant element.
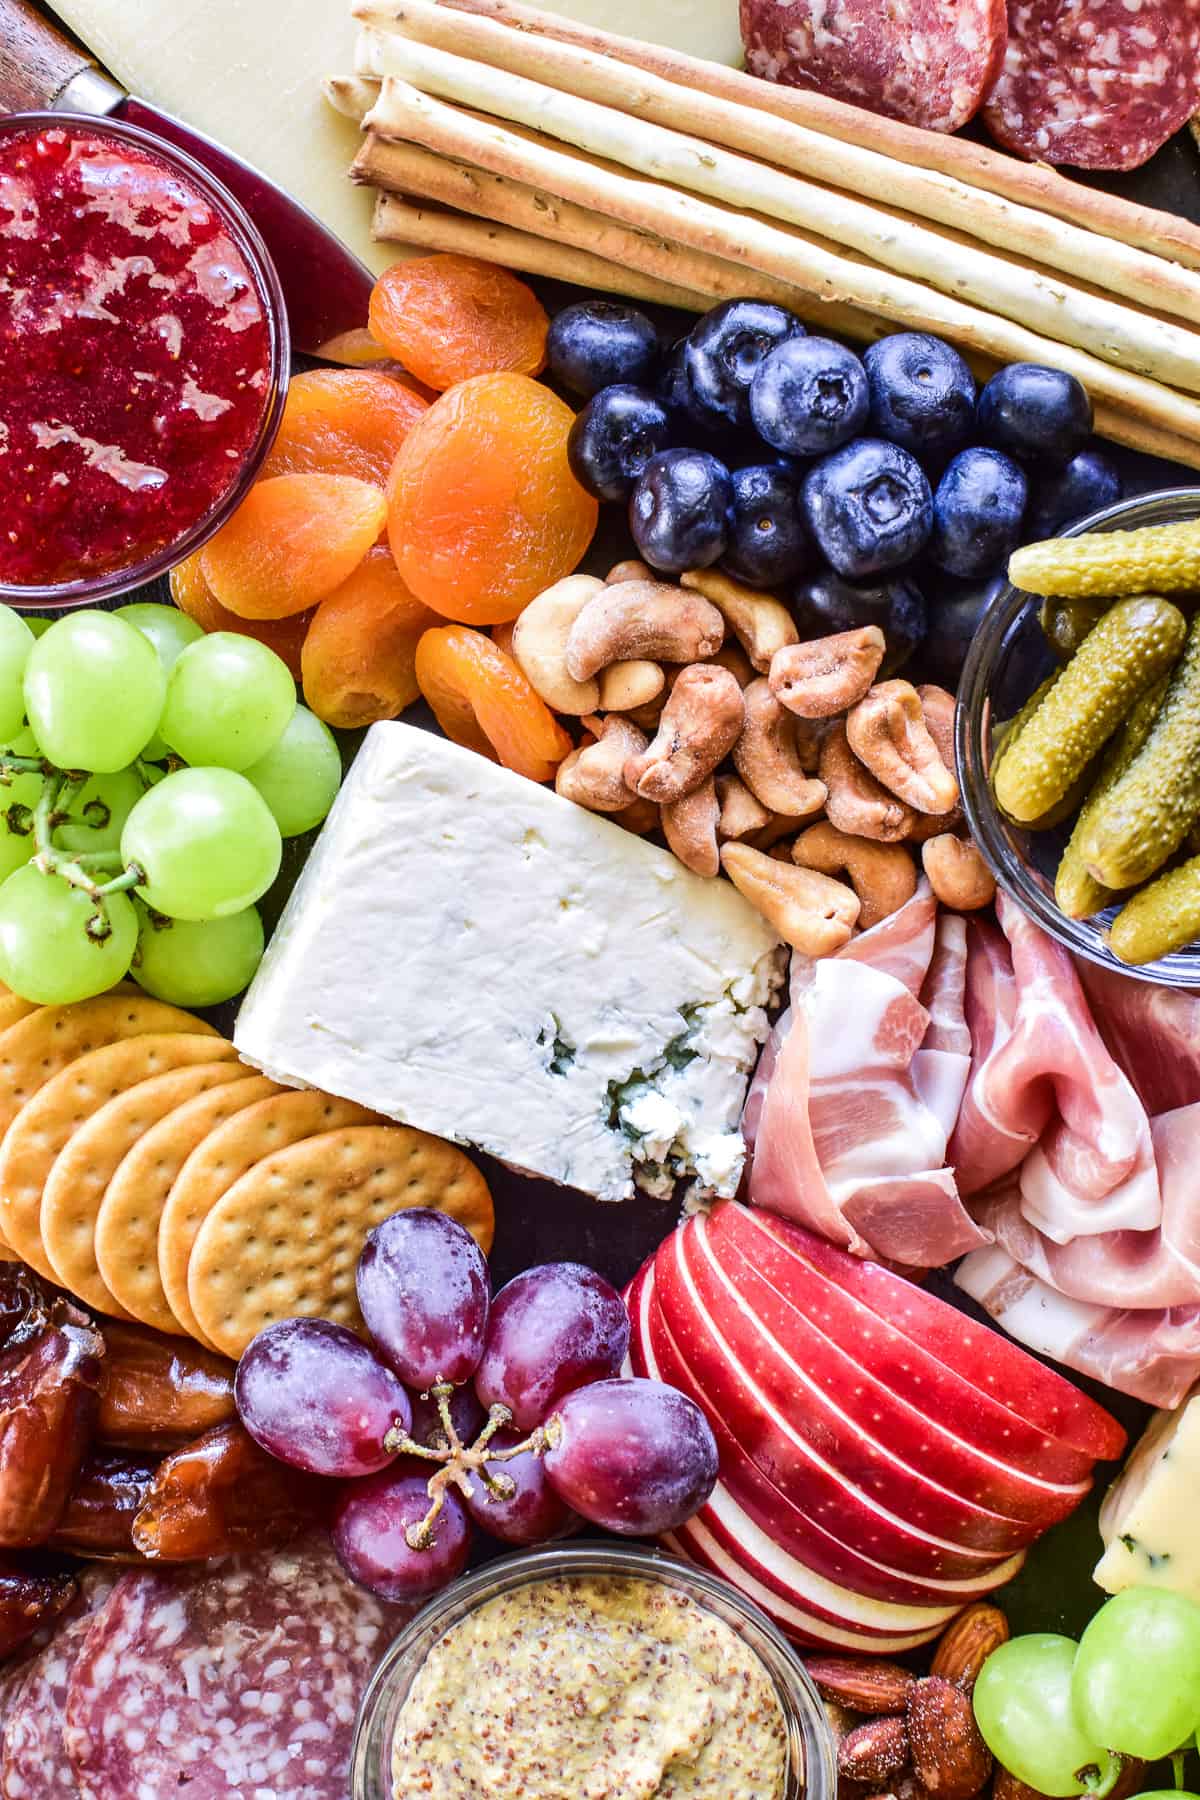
[0,121,282,595]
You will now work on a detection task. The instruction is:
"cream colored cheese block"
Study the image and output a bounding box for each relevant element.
[234,722,783,1204]
[1095,1394,1200,1599]
[49,0,741,274]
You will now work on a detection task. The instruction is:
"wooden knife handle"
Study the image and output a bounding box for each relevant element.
[0,0,95,112]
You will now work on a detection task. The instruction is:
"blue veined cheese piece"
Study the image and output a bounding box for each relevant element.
[1095,1394,1200,1599]
[235,722,785,1203]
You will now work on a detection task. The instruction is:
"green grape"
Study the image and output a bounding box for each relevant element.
[1073,1588,1200,1760]
[0,608,34,744]
[0,866,137,1004]
[974,1636,1117,1798]
[0,728,44,885]
[115,602,205,759]
[24,613,166,774]
[241,705,342,838]
[122,768,281,921]
[55,767,148,857]
[132,901,264,1006]
[159,633,296,772]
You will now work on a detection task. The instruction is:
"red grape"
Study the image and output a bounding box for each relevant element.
[462,1427,581,1547]
[408,1383,486,1453]
[356,1208,490,1390]
[542,1377,718,1535]
[234,1317,411,1479]
[332,1460,472,1602]
[474,1264,630,1430]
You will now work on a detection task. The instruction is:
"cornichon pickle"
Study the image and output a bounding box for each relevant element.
[1039,597,1109,660]
[1110,857,1200,965]
[1010,518,1200,598]
[1081,611,1200,889]
[991,594,1186,824]
[1055,680,1166,919]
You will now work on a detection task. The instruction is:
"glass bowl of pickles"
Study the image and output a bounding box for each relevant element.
[957,486,1200,987]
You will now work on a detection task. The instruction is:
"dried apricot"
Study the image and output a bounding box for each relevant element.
[262,369,428,485]
[415,625,572,782]
[317,328,438,394]
[201,473,387,620]
[387,374,598,626]
[368,255,548,390]
[168,553,313,678]
[302,545,439,730]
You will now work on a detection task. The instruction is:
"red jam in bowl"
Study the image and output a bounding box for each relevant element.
[0,121,281,594]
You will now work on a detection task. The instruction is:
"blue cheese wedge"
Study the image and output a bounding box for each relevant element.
[1095,1394,1200,1599]
[234,723,784,1202]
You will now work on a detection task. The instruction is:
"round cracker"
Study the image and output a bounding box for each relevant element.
[186,1124,495,1358]
[0,1031,233,1278]
[41,1061,258,1318]
[157,1090,380,1348]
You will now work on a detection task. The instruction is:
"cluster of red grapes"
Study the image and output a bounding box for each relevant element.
[234,1210,719,1602]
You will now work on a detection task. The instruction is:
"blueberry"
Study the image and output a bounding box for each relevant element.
[792,568,927,677]
[567,385,673,503]
[801,438,932,579]
[921,573,1007,687]
[629,448,732,573]
[977,363,1092,466]
[722,463,809,588]
[750,336,869,457]
[929,447,1027,579]
[547,301,660,398]
[1026,446,1123,537]
[683,300,805,431]
[863,333,976,459]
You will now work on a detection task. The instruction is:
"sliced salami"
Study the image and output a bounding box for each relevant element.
[0,1569,118,1800]
[983,0,1200,170]
[739,0,1008,133]
[64,1535,404,1800]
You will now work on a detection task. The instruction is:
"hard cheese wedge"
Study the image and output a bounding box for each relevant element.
[1095,1393,1200,1598]
[48,0,741,275]
[234,722,783,1203]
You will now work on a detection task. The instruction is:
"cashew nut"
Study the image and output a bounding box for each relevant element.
[846,681,961,816]
[605,559,654,585]
[614,795,660,837]
[662,777,721,877]
[625,663,745,804]
[749,811,806,852]
[597,660,665,713]
[769,627,886,719]
[681,567,799,672]
[715,773,772,841]
[733,679,827,819]
[555,715,648,813]
[511,574,605,715]
[909,683,964,837]
[820,722,916,843]
[921,834,996,911]
[706,641,756,687]
[792,821,918,929]
[721,842,860,955]
[565,581,724,681]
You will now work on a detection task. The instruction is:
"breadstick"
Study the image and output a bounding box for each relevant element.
[355,0,1200,330]
[428,0,1200,272]
[362,79,1200,448]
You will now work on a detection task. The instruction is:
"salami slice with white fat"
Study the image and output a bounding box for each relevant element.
[983,0,1200,170]
[64,1536,404,1800]
[739,0,1008,133]
[0,1569,119,1800]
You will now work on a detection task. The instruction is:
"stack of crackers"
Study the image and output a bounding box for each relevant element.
[0,987,493,1358]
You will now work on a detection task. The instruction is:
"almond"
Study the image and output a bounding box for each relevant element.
[838,1716,911,1785]
[931,1605,1010,1694]
[807,1655,916,1715]
[907,1676,992,1800]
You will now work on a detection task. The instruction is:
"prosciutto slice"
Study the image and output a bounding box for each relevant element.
[1079,964,1200,1116]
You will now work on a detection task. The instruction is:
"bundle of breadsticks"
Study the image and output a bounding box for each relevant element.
[326,0,1200,468]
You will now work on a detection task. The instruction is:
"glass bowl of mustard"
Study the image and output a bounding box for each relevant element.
[350,1541,838,1800]
[956,486,1200,988]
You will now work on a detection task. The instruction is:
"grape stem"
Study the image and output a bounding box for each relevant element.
[28,772,144,941]
[385,1382,552,1552]
[1076,1755,1124,1798]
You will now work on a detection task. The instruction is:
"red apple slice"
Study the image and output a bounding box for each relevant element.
[719,1202,1124,1461]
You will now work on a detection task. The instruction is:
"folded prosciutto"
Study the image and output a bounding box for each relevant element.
[746,885,987,1267]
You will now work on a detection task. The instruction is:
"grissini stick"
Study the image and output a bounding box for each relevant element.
[362,79,1200,448]
[354,35,1200,393]
[428,0,1200,272]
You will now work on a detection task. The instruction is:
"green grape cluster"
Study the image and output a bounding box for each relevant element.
[0,602,343,1010]
[974,1588,1200,1798]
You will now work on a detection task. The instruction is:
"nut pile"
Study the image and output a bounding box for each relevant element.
[505,561,995,951]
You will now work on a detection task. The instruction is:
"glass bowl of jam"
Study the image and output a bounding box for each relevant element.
[350,1541,837,1800]
[0,113,288,607]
